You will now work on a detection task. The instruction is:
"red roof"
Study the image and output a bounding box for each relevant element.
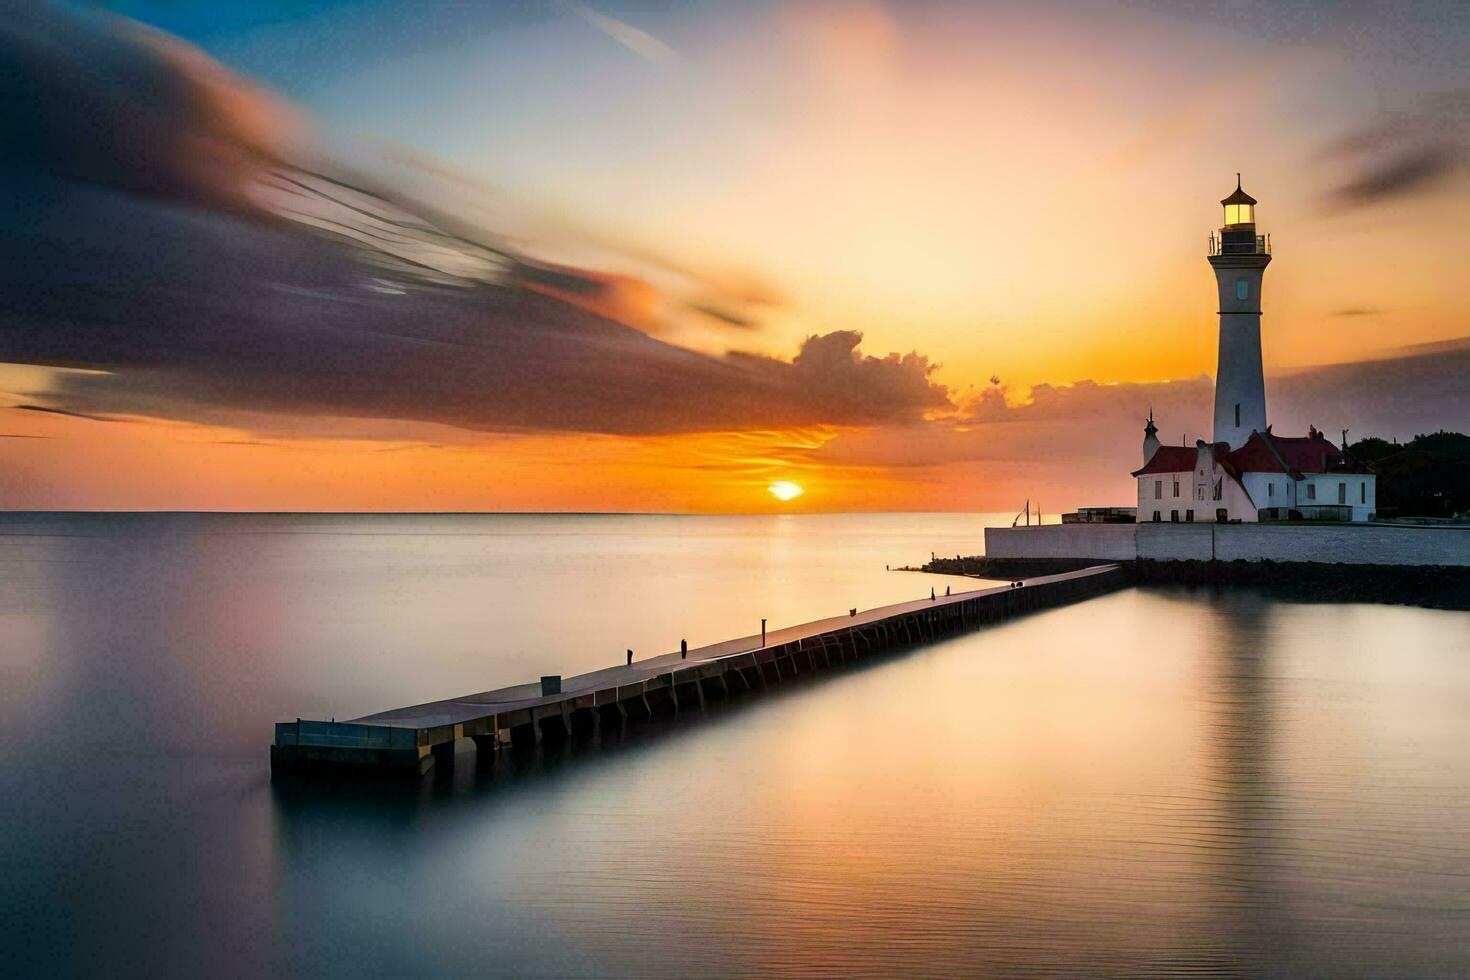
[1132,430,1371,480]
[1228,430,1372,476]
[1132,445,1199,477]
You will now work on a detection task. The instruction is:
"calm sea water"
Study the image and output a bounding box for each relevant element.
[1,513,1466,977]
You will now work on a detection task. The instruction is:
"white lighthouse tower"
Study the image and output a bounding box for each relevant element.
[1208,176,1271,449]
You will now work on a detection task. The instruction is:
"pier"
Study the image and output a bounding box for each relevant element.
[271,564,1128,778]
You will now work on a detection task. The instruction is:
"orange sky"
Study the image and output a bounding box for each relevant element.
[1,2,1466,513]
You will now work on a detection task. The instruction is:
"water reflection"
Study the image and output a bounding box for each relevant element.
[2,516,1467,977]
[1203,591,1290,976]
[263,589,1468,978]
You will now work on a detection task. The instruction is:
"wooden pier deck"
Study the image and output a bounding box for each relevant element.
[271,563,1129,777]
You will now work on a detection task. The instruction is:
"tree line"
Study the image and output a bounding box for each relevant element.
[1349,431,1470,519]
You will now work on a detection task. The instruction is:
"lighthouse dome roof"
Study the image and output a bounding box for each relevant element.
[1221,182,1257,206]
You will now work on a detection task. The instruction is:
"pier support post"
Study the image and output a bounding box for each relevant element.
[568,706,598,737]
[431,739,457,771]
[470,734,498,764]
[537,710,570,744]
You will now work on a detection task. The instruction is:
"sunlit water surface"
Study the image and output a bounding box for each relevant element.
[1,513,1466,977]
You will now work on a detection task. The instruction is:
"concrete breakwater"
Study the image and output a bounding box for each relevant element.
[921,556,1104,579]
[985,521,1470,566]
[1135,559,1470,610]
[271,564,1129,778]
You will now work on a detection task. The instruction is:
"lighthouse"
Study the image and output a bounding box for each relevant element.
[1208,175,1270,449]
[1129,176,1375,524]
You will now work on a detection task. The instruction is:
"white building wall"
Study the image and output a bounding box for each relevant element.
[1248,472,1377,522]
[1136,472,1192,523]
[1136,463,1256,523]
[1241,472,1292,513]
[1298,474,1376,522]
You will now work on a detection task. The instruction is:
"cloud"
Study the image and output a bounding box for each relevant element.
[0,3,300,211]
[1269,338,1470,439]
[1317,93,1469,207]
[1330,143,1462,205]
[0,6,946,439]
[804,341,1470,473]
[0,177,947,437]
[14,404,115,423]
[570,3,677,63]
[729,331,950,428]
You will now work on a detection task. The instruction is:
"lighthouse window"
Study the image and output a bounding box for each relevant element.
[1234,403,1241,427]
[1235,279,1249,301]
[1225,203,1254,226]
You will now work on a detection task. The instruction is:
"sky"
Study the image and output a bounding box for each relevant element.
[0,0,1467,512]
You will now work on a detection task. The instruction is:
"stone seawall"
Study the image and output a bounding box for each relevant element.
[1136,560,1470,610]
[984,522,1470,567]
[983,523,1138,561]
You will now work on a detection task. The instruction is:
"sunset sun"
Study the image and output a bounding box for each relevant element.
[768,481,804,502]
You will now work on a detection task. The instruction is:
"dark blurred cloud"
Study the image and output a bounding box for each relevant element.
[14,404,116,423]
[1317,92,1469,207]
[0,3,298,211]
[1329,142,1462,205]
[0,177,947,436]
[0,5,945,437]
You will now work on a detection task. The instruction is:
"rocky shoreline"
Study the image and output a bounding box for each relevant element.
[916,556,1109,579]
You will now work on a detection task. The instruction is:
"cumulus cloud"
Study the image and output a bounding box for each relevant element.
[806,342,1470,471]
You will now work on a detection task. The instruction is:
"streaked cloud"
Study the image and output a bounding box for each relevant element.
[14,404,116,423]
[1317,92,1469,207]
[0,177,948,436]
[570,3,677,63]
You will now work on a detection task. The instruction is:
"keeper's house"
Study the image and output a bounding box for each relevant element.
[1134,426,1375,524]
